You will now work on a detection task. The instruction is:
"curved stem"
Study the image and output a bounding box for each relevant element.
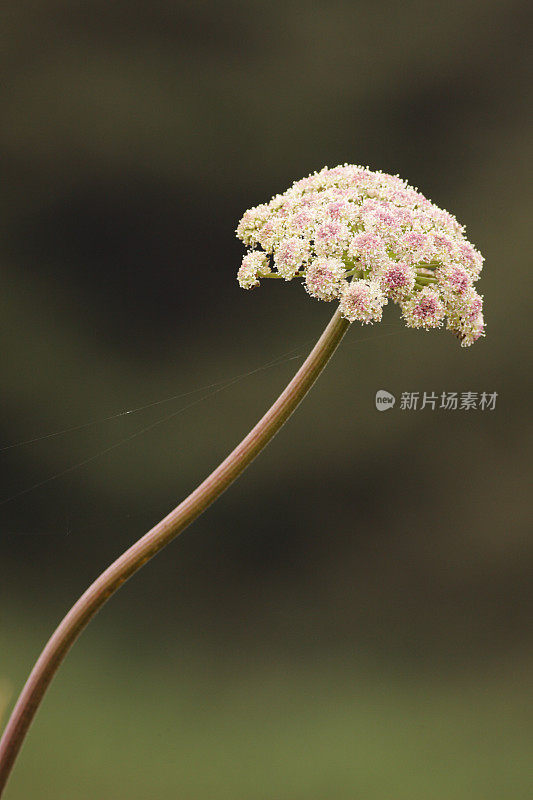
[0,308,349,795]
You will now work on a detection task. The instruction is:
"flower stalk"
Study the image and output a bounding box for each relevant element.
[0,162,487,791]
[0,308,349,795]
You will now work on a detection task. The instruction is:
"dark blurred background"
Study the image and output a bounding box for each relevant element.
[1,1,532,798]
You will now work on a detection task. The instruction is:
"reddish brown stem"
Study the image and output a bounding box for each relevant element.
[0,308,349,795]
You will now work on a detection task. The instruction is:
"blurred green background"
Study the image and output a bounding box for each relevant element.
[1,0,532,797]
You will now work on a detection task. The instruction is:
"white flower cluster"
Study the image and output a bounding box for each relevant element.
[236,165,485,346]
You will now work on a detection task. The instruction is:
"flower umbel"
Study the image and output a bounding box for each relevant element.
[236,165,485,346]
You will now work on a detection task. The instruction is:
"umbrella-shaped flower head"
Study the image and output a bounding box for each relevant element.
[236,165,485,346]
